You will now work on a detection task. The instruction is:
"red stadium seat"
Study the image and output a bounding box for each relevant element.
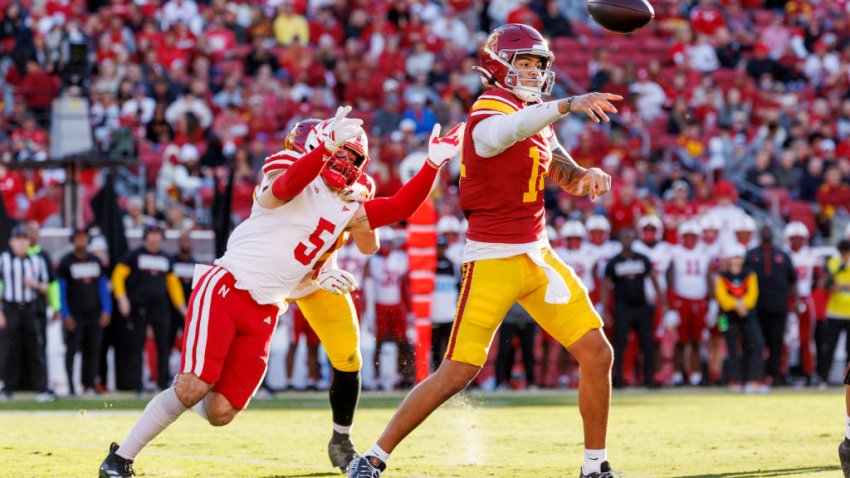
[784,200,818,233]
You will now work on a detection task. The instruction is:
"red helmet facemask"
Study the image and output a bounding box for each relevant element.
[736,231,753,245]
[566,237,583,250]
[319,131,370,191]
[682,234,699,249]
[321,148,366,190]
[642,226,659,244]
[589,230,607,245]
[788,236,805,252]
[702,229,718,244]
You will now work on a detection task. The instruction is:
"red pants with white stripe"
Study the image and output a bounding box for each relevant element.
[674,296,708,344]
[180,266,280,410]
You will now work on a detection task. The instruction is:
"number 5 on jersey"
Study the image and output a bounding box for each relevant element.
[523,146,545,203]
[295,218,336,265]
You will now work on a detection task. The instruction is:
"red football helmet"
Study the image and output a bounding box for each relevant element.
[301,118,371,190]
[322,130,370,190]
[284,119,322,154]
[473,24,555,103]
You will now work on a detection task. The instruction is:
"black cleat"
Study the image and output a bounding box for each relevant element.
[840,438,850,478]
[579,461,622,478]
[99,442,135,478]
[347,455,385,478]
[328,431,359,472]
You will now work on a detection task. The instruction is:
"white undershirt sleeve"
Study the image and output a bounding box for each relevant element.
[472,100,567,158]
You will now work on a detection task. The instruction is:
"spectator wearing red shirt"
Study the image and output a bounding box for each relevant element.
[505,1,542,32]
[817,166,850,220]
[608,182,650,236]
[19,60,58,120]
[205,15,236,62]
[662,180,697,243]
[309,8,344,45]
[570,129,610,170]
[0,162,25,219]
[689,0,726,36]
[26,180,62,226]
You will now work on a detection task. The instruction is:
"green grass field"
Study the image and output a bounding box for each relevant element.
[0,388,843,478]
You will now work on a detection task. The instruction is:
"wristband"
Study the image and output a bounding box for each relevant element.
[566,96,575,113]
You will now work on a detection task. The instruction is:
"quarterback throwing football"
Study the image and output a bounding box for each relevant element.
[349,24,623,478]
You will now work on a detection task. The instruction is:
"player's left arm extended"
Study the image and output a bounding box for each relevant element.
[351,229,379,255]
[548,137,612,200]
[347,123,465,232]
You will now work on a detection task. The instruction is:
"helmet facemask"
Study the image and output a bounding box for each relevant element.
[321,147,366,191]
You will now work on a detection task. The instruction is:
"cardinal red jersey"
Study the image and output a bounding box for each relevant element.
[460,88,553,244]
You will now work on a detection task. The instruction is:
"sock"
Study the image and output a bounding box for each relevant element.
[329,368,360,430]
[366,443,390,463]
[192,396,209,421]
[582,449,607,474]
[845,415,850,441]
[333,423,352,435]
[117,387,187,460]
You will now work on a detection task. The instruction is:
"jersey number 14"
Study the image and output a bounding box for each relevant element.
[522,146,545,203]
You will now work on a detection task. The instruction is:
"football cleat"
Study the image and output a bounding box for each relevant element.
[347,455,385,478]
[328,431,359,472]
[839,438,850,478]
[579,461,623,478]
[99,442,135,478]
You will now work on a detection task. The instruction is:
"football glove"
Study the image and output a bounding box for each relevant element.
[316,106,365,154]
[426,122,465,169]
[706,300,719,328]
[339,174,375,203]
[662,310,680,329]
[314,269,358,295]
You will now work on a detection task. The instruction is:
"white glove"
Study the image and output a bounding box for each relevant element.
[426,122,465,168]
[313,269,358,295]
[663,310,680,329]
[706,300,719,328]
[316,105,365,153]
[339,174,375,203]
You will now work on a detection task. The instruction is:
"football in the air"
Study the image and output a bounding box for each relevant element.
[587,0,655,34]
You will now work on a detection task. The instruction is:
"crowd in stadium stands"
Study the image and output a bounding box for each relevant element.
[1,0,850,396]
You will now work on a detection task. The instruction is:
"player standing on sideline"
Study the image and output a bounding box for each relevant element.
[700,214,724,385]
[784,222,821,384]
[349,24,623,478]
[99,106,465,478]
[633,215,673,384]
[666,220,713,386]
[367,228,412,390]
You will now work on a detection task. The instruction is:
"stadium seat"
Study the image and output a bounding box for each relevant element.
[784,200,818,233]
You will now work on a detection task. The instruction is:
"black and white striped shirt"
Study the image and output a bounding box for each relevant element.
[0,251,49,304]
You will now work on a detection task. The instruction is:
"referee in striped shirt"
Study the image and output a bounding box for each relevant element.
[0,224,52,401]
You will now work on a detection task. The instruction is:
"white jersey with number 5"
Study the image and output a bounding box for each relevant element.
[216,151,359,306]
[790,246,820,297]
[670,244,711,299]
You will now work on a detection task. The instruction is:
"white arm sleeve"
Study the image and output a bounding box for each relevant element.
[472,100,567,158]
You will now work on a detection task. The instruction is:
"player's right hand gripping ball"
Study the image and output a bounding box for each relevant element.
[426,122,465,169]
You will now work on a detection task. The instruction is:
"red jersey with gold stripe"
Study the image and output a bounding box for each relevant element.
[460,88,554,244]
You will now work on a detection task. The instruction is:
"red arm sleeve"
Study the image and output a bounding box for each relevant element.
[363,164,438,229]
[271,143,330,201]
